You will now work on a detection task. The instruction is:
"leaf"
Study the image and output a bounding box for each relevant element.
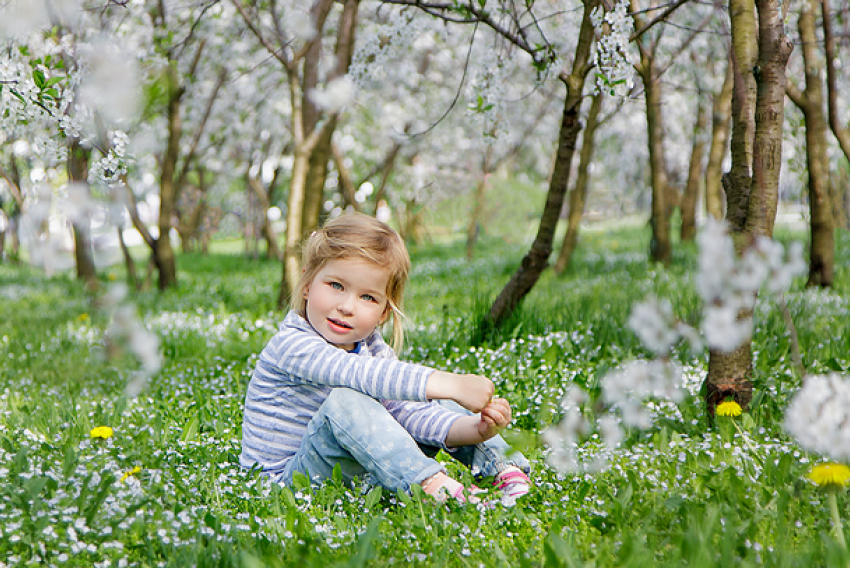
[544,529,579,567]
[365,486,382,510]
[180,415,199,442]
[33,69,46,90]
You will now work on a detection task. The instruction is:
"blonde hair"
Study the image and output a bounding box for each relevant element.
[291,213,411,351]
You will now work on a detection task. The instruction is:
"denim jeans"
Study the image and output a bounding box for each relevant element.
[278,387,529,493]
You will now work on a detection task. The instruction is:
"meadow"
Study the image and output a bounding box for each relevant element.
[1,224,849,567]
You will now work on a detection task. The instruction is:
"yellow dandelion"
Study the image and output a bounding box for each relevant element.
[107,272,117,281]
[120,466,142,483]
[77,313,89,322]
[716,401,742,417]
[90,426,114,439]
[808,463,850,489]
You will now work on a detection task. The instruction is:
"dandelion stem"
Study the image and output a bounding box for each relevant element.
[827,491,847,553]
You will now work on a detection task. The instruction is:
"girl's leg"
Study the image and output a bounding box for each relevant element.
[281,388,443,492]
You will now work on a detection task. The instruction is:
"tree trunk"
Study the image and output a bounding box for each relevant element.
[638,55,672,264]
[554,93,603,274]
[279,145,312,308]
[247,175,282,260]
[156,66,182,290]
[466,146,494,261]
[704,0,793,415]
[68,139,99,291]
[822,0,850,167]
[705,57,734,220]
[788,0,833,287]
[487,0,596,328]
[680,99,709,242]
[117,225,140,290]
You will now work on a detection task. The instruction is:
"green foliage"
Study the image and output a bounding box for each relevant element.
[1,226,849,566]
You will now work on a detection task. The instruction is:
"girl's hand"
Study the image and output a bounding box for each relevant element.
[426,371,494,413]
[477,397,512,440]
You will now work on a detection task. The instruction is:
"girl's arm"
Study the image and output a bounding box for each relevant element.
[444,398,512,446]
[425,370,494,413]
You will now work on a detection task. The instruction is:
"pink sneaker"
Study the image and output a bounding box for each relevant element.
[494,466,530,506]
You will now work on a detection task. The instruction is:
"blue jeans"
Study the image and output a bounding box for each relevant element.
[278,388,529,493]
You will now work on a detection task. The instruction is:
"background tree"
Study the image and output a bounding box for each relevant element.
[232,0,361,306]
[704,0,794,414]
[786,0,833,288]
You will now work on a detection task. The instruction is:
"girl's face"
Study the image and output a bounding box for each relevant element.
[304,257,391,351]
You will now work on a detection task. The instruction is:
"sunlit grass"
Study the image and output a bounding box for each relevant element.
[1,224,848,566]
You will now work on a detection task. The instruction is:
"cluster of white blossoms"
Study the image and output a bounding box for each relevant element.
[308,76,356,114]
[629,218,806,356]
[590,0,636,98]
[543,219,807,473]
[785,373,850,464]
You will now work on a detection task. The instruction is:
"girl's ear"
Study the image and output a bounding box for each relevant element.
[379,305,391,325]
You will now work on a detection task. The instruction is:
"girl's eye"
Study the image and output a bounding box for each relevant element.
[361,294,376,303]
[330,282,343,291]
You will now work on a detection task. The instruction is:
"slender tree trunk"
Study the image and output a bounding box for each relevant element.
[247,175,282,260]
[822,0,850,166]
[681,99,709,242]
[705,57,734,220]
[466,146,493,260]
[487,0,596,328]
[638,58,672,264]
[156,66,182,290]
[117,225,139,290]
[279,145,312,308]
[68,139,98,291]
[788,0,833,287]
[332,142,362,212]
[554,93,603,274]
[704,0,793,415]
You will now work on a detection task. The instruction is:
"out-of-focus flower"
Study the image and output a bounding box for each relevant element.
[309,77,355,113]
[628,297,678,355]
[807,463,850,490]
[716,400,742,417]
[785,373,850,463]
[701,305,752,353]
[90,426,113,439]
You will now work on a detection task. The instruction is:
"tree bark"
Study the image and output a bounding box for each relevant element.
[247,175,283,260]
[486,0,596,328]
[632,0,673,264]
[680,98,709,242]
[68,139,99,291]
[554,93,603,274]
[705,0,793,415]
[466,146,494,261]
[787,0,833,287]
[705,57,734,220]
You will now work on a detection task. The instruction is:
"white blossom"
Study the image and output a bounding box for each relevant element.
[785,373,850,463]
[308,76,355,113]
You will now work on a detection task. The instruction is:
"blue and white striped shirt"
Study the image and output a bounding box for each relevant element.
[240,311,461,478]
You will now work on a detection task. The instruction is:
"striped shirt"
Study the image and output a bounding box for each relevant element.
[239,311,461,478]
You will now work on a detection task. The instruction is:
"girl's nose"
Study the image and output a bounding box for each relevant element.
[338,295,354,315]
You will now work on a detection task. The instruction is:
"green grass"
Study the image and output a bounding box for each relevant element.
[1,224,849,566]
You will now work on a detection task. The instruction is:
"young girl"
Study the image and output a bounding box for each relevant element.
[240,213,530,504]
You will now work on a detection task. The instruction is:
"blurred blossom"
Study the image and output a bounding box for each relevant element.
[598,415,624,449]
[628,297,677,355]
[696,218,736,304]
[78,38,141,123]
[63,183,96,225]
[701,305,752,353]
[285,11,317,41]
[0,0,81,39]
[309,77,354,113]
[785,373,850,463]
[102,284,162,397]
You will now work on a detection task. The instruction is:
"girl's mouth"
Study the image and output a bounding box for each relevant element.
[328,318,352,331]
